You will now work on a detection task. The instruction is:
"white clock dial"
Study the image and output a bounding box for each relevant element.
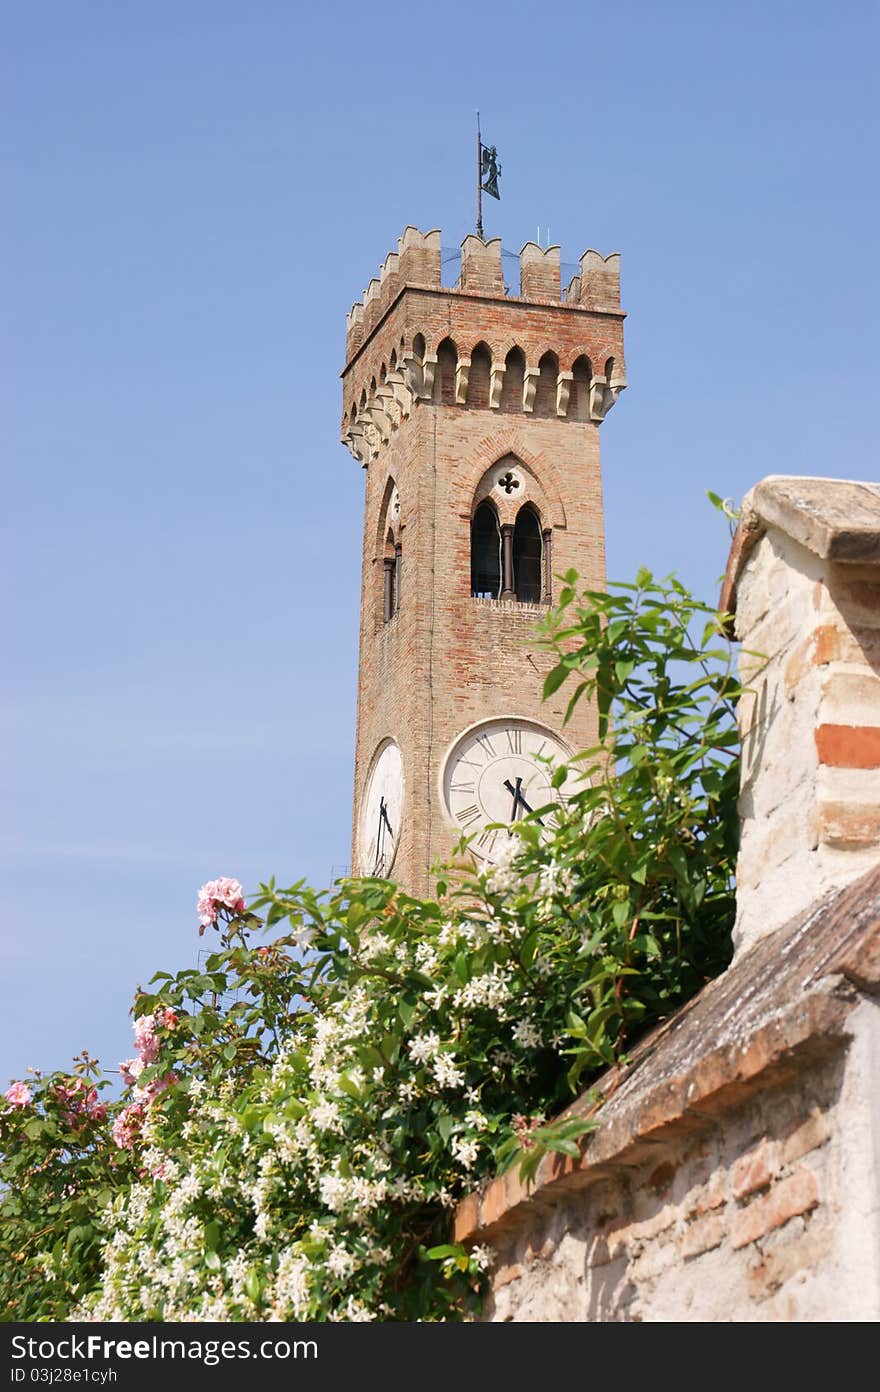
[359,740,404,877]
[442,718,571,864]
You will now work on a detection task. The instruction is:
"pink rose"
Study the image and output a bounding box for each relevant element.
[119,1058,144,1088]
[111,1102,144,1151]
[4,1082,32,1107]
[133,1014,160,1065]
[197,877,245,928]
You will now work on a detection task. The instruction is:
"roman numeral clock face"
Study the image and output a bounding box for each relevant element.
[442,719,571,864]
[358,740,404,877]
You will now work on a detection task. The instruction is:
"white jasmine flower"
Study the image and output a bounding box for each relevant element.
[312,1098,343,1132]
[470,1243,496,1271]
[408,1032,441,1065]
[432,1053,465,1089]
[326,1244,357,1279]
[450,1136,479,1168]
[512,1019,542,1049]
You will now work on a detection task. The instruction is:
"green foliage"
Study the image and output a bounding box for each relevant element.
[0,568,740,1322]
[0,1054,131,1320]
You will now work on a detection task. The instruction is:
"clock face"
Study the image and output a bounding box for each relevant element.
[359,740,404,877]
[442,718,571,864]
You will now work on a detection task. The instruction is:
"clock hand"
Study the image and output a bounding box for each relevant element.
[373,797,387,874]
[503,777,521,821]
[502,777,543,824]
[380,799,394,837]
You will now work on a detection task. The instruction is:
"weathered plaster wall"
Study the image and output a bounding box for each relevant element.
[484,1002,880,1322]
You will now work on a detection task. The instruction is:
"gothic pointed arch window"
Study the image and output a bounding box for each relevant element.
[513,505,543,603]
[471,501,501,598]
[383,529,401,621]
[466,342,491,409]
[570,355,592,421]
[436,338,457,406]
[534,351,558,417]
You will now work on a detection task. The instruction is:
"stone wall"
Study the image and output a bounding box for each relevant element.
[723,477,880,956]
[454,476,880,1322]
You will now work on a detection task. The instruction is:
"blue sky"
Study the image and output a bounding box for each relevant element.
[4,1,878,1086]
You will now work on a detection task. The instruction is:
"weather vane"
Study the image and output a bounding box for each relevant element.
[476,112,500,240]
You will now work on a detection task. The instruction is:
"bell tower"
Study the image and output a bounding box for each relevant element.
[341,228,626,897]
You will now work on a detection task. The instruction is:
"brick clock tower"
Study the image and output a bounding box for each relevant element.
[341,229,626,897]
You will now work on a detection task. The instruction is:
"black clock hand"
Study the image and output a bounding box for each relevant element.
[373,797,387,874]
[380,799,394,837]
[515,782,535,816]
[503,777,543,824]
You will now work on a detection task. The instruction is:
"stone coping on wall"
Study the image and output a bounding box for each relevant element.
[453,862,880,1248]
[719,475,880,626]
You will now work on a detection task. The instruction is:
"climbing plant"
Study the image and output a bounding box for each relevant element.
[1,569,740,1321]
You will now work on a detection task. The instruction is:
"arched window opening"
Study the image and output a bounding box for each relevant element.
[466,343,491,409]
[436,338,457,405]
[471,502,501,598]
[570,355,592,421]
[383,530,400,623]
[500,346,525,413]
[534,351,558,417]
[604,356,615,383]
[513,507,543,603]
[412,332,426,361]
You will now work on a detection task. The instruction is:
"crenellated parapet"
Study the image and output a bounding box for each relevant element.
[341,227,626,464]
[563,250,622,311]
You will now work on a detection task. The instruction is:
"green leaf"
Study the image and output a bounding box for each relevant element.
[543,664,570,699]
[425,1244,463,1261]
[611,899,630,928]
[435,1114,454,1144]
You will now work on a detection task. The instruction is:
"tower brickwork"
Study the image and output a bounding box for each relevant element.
[342,228,626,897]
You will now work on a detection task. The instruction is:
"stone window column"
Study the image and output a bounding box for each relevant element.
[383,558,395,623]
[500,525,515,600]
[394,544,402,613]
[542,528,553,604]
